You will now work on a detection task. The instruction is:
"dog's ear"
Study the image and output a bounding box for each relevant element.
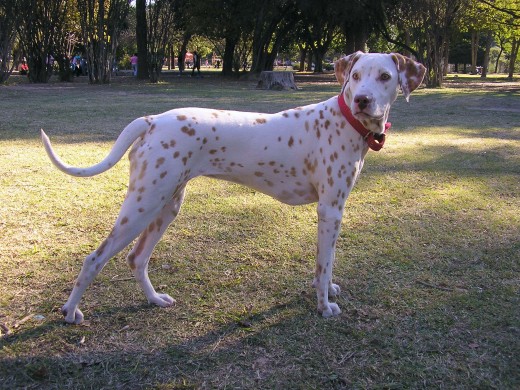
[334,51,363,86]
[391,53,426,102]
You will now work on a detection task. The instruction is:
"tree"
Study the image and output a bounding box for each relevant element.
[415,0,464,87]
[297,0,343,72]
[147,0,176,82]
[16,0,70,83]
[485,0,520,79]
[250,0,299,73]
[135,0,149,79]
[77,0,130,84]
[0,0,18,82]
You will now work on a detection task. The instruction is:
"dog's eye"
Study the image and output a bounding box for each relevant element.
[352,72,360,81]
[380,73,391,81]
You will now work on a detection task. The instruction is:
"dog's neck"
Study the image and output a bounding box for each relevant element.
[337,94,390,152]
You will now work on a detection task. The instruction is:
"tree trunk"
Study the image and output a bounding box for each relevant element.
[508,37,519,80]
[136,0,148,79]
[313,48,324,73]
[494,47,503,73]
[307,52,313,72]
[177,32,190,74]
[256,71,297,90]
[443,35,450,76]
[481,30,492,78]
[298,45,307,72]
[470,31,479,74]
[222,35,238,76]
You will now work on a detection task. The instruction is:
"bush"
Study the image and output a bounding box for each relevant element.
[119,54,131,70]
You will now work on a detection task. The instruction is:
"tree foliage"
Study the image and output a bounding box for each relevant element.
[2,0,519,85]
[77,0,129,84]
[16,0,70,83]
[0,0,18,82]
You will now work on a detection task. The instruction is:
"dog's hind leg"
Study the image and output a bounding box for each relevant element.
[61,194,174,324]
[126,185,187,307]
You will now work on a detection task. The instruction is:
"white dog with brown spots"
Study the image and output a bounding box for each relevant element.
[42,52,426,324]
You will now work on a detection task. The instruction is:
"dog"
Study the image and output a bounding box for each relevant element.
[41,52,426,324]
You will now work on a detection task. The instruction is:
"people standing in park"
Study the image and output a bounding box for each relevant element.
[191,50,201,78]
[130,53,138,76]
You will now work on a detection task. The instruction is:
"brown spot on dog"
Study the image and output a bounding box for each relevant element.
[138,160,148,180]
[96,239,109,257]
[288,136,294,147]
[160,171,167,179]
[121,216,129,225]
[254,171,264,177]
[256,118,267,124]
[156,157,165,168]
[316,264,323,278]
[181,126,196,136]
[173,151,180,159]
[135,232,148,257]
[177,115,187,121]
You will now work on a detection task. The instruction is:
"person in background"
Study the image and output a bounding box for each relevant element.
[191,50,201,78]
[130,53,138,76]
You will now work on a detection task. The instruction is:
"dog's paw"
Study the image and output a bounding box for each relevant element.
[61,305,84,325]
[319,302,341,318]
[329,283,341,297]
[148,293,176,307]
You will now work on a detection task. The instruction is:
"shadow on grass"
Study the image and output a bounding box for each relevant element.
[371,143,520,177]
[0,298,315,388]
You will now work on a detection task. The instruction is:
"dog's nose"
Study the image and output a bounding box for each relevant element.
[354,95,372,110]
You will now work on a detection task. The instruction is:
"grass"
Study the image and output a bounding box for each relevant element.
[0,72,519,389]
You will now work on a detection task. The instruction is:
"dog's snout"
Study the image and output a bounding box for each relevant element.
[354,95,372,110]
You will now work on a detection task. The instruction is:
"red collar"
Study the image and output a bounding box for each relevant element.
[337,94,391,151]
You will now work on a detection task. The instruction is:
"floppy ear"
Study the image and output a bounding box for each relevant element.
[334,51,363,86]
[391,53,426,102]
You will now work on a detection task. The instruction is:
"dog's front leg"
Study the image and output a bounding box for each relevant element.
[313,202,343,317]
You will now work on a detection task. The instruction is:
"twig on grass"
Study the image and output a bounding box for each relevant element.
[110,267,161,282]
[415,280,454,292]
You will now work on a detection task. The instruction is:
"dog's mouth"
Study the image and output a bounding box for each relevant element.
[353,111,384,121]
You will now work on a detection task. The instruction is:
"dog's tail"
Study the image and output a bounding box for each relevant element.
[41,117,148,177]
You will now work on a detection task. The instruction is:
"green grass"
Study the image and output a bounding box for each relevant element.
[0,73,519,389]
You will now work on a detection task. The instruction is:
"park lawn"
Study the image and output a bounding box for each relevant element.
[0,73,519,389]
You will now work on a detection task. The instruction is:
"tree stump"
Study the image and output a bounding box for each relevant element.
[256,71,298,90]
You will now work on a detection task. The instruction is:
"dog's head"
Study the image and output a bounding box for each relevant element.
[335,52,426,134]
